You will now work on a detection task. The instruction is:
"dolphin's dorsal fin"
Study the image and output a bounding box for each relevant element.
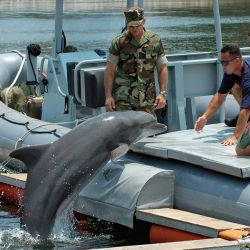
[9,144,50,168]
[111,143,129,162]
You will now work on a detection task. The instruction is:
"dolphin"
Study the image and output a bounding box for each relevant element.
[9,111,166,240]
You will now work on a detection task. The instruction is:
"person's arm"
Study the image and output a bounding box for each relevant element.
[154,64,168,109]
[231,84,242,105]
[104,61,116,111]
[223,108,250,146]
[194,92,226,132]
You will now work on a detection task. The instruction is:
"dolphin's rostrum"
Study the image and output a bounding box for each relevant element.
[10,111,166,240]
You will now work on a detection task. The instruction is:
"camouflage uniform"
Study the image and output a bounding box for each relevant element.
[108,30,166,114]
[0,83,35,112]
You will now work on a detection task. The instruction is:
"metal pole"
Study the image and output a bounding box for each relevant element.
[138,0,144,8]
[127,0,144,8]
[52,0,64,57]
[213,0,222,56]
[127,0,134,8]
[213,0,224,122]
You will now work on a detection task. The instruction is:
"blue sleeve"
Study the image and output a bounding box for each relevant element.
[218,74,235,94]
[241,76,250,109]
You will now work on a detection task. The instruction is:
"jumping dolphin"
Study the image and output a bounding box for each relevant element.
[10,111,166,240]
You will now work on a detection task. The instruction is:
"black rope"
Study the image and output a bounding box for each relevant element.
[53,132,61,138]
[0,113,61,138]
[25,123,57,135]
[0,113,29,126]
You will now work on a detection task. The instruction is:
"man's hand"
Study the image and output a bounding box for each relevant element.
[105,97,115,112]
[194,116,207,133]
[154,94,167,109]
[221,135,238,146]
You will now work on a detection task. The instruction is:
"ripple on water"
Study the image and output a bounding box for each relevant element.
[0,201,127,249]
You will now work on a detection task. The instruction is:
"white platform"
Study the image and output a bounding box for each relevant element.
[131,123,250,178]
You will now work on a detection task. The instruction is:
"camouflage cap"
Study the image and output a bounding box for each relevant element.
[124,7,144,25]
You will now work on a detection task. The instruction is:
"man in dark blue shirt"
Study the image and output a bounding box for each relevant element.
[195,44,250,146]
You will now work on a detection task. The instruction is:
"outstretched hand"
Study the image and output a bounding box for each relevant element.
[105,97,116,112]
[221,135,238,146]
[194,116,207,133]
[154,94,167,109]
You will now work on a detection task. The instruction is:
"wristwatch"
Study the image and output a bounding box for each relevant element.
[159,90,167,98]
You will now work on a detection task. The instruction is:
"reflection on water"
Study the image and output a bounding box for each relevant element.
[0,0,250,12]
[0,0,249,55]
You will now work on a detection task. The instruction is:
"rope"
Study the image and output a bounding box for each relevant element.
[13,118,87,149]
[0,158,17,174]
[4,51,26,107]
[0,115,89,173]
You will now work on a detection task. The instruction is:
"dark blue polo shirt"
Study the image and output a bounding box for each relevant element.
[218,58,250,109]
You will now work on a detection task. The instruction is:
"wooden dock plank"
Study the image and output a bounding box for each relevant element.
[0,173,26,188]
[136,208,249,238]
[104,238,240,250]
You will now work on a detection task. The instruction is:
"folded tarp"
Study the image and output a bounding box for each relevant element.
[74,160,175,228]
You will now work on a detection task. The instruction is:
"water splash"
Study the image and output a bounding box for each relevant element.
[0,228,40,249]
[0,201,118,249]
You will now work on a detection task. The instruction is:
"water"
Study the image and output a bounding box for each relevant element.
[0,0,250,249]
[0,0,249,55]
[0,200,133,249]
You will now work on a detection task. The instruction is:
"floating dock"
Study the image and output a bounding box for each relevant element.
[1,172,250,249]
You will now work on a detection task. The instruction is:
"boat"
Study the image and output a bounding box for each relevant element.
[1,0,250,248]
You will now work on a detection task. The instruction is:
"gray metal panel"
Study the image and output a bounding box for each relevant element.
[183,61,217,97]
[167,58,218,131]
[131,123,250,178]
[74,161,175,228]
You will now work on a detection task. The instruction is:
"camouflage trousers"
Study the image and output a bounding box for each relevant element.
[0,83,35,112]
[237,133,250,149]
[115,101,156,115]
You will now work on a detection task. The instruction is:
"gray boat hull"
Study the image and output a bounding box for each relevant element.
[125,151,250,226]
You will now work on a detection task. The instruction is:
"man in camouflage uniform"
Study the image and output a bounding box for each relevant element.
[104,7,168,114]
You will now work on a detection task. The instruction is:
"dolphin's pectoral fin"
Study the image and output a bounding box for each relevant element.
[111,143,129,162]
[9,144,50,168]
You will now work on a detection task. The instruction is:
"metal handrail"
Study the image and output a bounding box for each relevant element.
[40,55,67,97]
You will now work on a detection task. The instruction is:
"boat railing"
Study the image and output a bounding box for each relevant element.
[167,58,219,131]
[40,55,67,98]
[40,50,249,129]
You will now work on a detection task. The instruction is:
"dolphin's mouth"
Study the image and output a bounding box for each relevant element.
[135,122,167,142]
[154,123,167,133]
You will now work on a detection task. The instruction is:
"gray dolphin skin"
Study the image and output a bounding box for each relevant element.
[9,111,166,240]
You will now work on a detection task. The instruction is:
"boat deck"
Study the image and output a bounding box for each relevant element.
[131,123,250,178]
